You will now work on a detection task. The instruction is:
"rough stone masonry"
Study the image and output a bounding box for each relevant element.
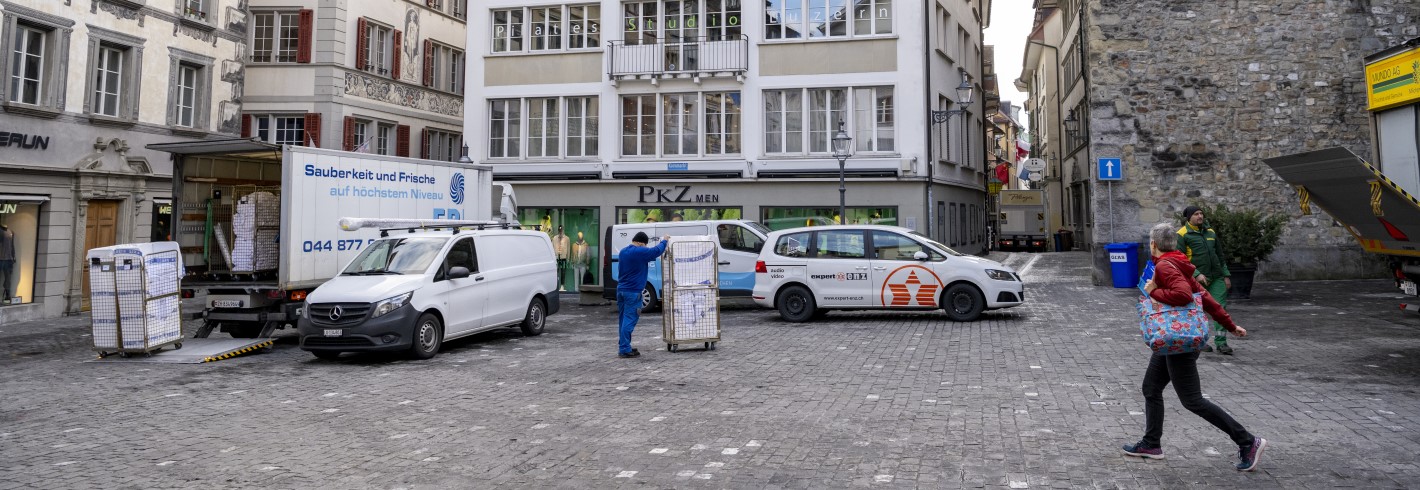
[1084,0,1420,282]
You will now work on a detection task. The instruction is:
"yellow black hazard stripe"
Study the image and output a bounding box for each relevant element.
[202,340,275,363]
[1364,160,1420,209]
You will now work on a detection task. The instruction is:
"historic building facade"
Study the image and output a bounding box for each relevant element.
[0,0,246,323]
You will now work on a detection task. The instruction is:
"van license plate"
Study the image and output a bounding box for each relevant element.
[212,300,242,308]
[324,329,342,337]
[1403,280,1417,296]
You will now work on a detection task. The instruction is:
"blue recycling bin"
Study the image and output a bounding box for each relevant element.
[1105,242,1141,288]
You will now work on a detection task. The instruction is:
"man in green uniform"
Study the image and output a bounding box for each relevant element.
[1177,206,1234,355]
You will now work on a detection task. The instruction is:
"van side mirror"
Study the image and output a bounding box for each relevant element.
[913,251,930,261]
[448,266,471,279]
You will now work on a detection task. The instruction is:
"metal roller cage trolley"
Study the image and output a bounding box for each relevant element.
[661,236,721,352]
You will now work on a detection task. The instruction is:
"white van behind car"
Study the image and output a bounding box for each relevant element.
[298,227,559,360]
[603,220,770,311]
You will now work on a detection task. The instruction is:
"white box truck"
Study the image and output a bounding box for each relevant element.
[997,190,1048,252]
[147,140,512,338]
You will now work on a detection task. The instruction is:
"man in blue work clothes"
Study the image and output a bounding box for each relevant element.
[616,231,669,358]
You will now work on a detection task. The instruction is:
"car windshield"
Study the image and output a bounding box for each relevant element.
[909,231,967,256]
[342,237,449,275]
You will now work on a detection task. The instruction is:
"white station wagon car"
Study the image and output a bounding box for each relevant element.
[752,225,1024,322]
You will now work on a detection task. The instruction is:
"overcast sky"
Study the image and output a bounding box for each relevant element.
[985,0,1035,126]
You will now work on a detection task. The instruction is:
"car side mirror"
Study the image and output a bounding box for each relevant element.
[448,266,471,279]
[913,251,930,261]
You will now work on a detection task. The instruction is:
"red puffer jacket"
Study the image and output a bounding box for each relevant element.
[1150,251,1241,334]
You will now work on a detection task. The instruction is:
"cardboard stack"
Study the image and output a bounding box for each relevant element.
[87,242,184,355]
[231,191,279,272]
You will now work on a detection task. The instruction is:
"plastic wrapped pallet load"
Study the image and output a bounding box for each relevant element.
[230,191,279,272]
[661,236,721,351]
[86,242,184,355]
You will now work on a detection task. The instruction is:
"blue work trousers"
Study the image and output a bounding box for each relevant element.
[617,290,641,355]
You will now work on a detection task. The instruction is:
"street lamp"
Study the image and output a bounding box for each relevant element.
[927,76,976,239]
[1064,110,1080,136]
[832,120,853,224]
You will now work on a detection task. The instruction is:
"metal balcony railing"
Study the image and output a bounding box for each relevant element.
[608,35,749,79]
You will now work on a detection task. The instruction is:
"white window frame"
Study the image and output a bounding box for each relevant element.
[427,129,463,161]
[489,96,600,160]
[765,86,895,156]
[704,92,740,156]
[765,0,890,40]
[375,122,395,156]
[622,0,744,45]
[92,46,124,117]
[365,22,393,76]
[353,120,370,152]
[253,114,307,146]
[430,42,465,94]
[251,11,300,63]
[183,0,209,22]
[176,64,199,128]
[491,4,601,54]
[621,92,741,158]
[9,25,46,105]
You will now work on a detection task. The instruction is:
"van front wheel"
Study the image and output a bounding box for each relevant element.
[520,298,546,336]
[408,313,443,360]
[777,285,817,323]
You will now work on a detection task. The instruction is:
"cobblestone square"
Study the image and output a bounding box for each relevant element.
[2,252,1419,488]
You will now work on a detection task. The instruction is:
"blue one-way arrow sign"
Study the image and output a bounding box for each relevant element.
[1097,158,1123,181]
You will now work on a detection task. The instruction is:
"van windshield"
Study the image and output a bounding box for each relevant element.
[342,237,449,275]
[909,231,967,257]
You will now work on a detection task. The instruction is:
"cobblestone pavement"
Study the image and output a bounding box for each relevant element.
[2,252,1419,488]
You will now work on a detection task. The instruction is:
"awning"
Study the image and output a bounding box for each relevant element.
[145,138,282,159]
[0,194,50,202]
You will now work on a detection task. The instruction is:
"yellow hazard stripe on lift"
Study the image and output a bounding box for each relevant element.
[202,340,275,363]
[1364,161,1420,209]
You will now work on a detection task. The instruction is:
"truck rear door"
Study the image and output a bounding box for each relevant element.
[1263,147,1420,257]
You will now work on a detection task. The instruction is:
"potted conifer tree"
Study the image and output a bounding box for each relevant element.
[1194,205,1287,299]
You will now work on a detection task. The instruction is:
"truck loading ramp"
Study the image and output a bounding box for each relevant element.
[86,338,276,364]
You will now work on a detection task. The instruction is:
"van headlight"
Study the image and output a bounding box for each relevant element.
[985,269,1018,281]
[371,292,413,318]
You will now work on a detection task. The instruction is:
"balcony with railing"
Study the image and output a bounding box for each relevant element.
[608,35,749,82]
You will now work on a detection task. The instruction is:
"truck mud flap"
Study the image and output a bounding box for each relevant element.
[1264,147,1420,257]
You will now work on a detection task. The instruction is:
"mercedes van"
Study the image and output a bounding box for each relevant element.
[604,220,770,311]
[298,228,559,360]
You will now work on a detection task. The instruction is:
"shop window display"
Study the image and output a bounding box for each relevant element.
[759,206,897,231]
[616,207,743,224]
[0,201,40,306]
[519,208,600,292]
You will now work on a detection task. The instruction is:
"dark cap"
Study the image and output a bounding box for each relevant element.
[1182,206,1202,221]
[632,231,649,243]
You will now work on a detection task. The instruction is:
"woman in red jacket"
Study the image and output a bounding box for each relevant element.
[1121,223,1267,471]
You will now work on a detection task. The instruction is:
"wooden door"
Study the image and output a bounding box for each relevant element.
[82,200,120,311]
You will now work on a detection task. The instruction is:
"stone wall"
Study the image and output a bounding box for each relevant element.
[1084,0,1419,283]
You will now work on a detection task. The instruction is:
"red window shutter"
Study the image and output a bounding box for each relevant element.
[296,9,314,63]
[396,125,411,157]
[343,116,357,151]
[391,30,403,79]
[422,40,434,87]
[304,113,322,148]
[241,114,252,138]
[420,128,430,159]
[355,18,369,71]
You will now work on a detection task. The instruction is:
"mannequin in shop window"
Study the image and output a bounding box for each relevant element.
[0,220,15,303]
[553,226,570,291]
[572,230,591,286]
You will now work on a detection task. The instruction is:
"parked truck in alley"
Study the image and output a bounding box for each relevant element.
[146,139,515,338]
[996,189,1049,252]
[1263,37,1420,309]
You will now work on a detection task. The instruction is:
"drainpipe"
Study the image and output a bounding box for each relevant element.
[923,0,935,238]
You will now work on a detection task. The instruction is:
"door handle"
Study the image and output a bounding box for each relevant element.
[855,266,868,270]
[873,267,887,271]
[475,276,485,281]
[718,261,731,265]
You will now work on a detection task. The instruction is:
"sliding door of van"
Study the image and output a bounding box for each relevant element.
[714,223,764,295]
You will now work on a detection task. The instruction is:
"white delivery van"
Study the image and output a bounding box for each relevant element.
[603,220,770,311]
[297,227,558,360]
[752,225,1024,322]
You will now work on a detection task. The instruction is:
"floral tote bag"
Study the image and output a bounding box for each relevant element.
[1136,263,1211,354]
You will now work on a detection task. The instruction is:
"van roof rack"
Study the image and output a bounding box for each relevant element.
[338,217,537,237]
[377,223,540,237]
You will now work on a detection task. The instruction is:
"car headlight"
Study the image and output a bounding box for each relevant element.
[985,269,1017,281]
[371,292,413,318]
[301,301,309,320]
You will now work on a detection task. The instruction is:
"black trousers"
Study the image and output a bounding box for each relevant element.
[1141,351,1254,448]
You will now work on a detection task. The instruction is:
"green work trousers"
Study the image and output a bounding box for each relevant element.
[1205,277,1229,344]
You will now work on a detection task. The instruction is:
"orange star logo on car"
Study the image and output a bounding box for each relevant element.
[880,265,944,307]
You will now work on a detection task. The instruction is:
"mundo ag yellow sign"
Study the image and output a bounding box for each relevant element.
[1367,44,1420,112]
